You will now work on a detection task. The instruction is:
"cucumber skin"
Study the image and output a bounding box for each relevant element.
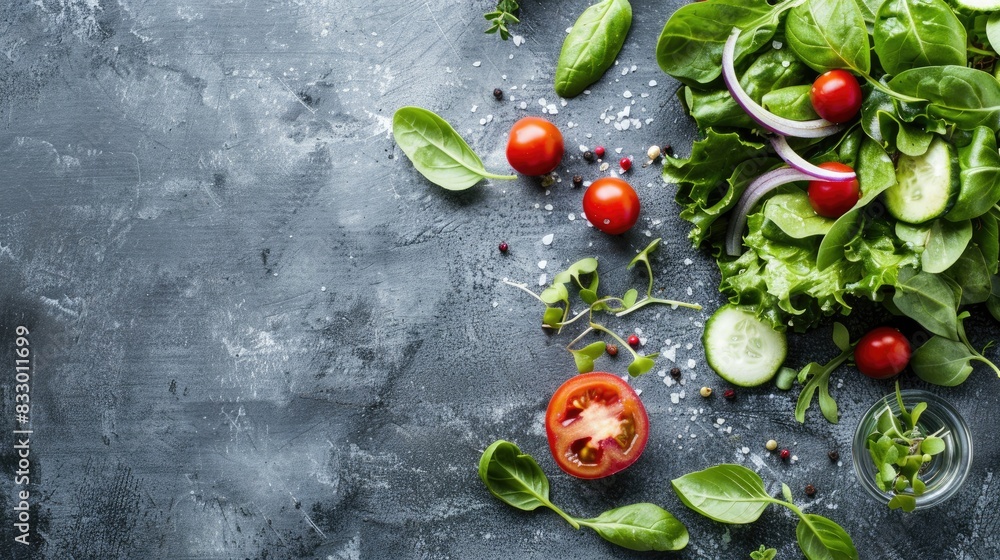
[702,305,787,388]
[886,138,960,225]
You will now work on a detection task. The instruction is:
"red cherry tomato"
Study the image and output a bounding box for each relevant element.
[854,327,911,379]
[808,162,861,218]
[545,372,649,479]
[505,117,564,176]
[810,70,863,124]
[582,177,640,235]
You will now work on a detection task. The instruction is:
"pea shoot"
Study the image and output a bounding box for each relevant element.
[504,239,701,376]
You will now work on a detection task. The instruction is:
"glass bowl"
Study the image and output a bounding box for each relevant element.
[851,389,972,511]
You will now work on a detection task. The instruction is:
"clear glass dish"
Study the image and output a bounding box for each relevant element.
[852,389,972,510]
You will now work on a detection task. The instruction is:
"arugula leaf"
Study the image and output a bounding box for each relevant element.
[794,323,851,424]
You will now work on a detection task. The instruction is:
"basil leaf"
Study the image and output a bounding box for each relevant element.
[393,106,514,190]
[795,513,859,560]
[578,503,689,552]
[888,66,1000,131]
[911,335,975,386]
[892,270,960,340]
[873,0,966,76]
[671,464,773,524]
[478,440,552,511]
[786,0,871,74]
[554,0,632,98]
[766,192,836,239]
[656,0,804,87]
[949,126,1000,221]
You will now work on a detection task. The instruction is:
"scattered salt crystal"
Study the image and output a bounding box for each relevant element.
[687,358,696,369]
[565,27,572,34]
[568,214,575,221]
[544,204,553,211]
[683,258,693,265]
[538,98,547,107]
[538,274,547,286]
[579,144,589,152]
[623,90,632,99]
[547,104,559,114]
[649,80,658,87]
[519,102,527,109]
[492,301,498,308]
[690,434,697,439]
[620,120,630,130]
[541,233,554,245]
[560,99,567,107]
[621,67,628,76]
[583,90,591,95]
[741,446,750,454]
[479,118,487,125]
[717,418,725,425]
[473,61,482,67]
[686,287,693,296]
[538,260,547,269]
[615,147,624,154]
[486,114,493,123]
[471,105,478,113]
[685,343,693,350]
[630,65,637,72]
[599,162,610,171]
[773,40,783,49]
[671,393,680,404]
[502,74,507,80]
[513,35,524,46]
[321,286,327,291]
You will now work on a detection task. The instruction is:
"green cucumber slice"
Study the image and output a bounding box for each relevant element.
[703,305,787,387]
[885,137,959,225]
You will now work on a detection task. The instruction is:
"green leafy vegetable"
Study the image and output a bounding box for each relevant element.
[484,0,520,40]
[672,464,858,559]
[785,0,871,74]
[751,545,778,560]
[392,107,515,190]
[554,0,632,98]
[873,0,967,75]
[505,239,700,376]
[794,322,851,424]
[888,66,1000,131]
[479,441,688,551]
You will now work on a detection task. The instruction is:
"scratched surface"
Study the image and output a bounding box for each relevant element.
[0,0,998,558]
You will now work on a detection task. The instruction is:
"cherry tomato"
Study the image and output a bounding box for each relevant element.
[808,162,861,218]
[505,117,564,176]
[545,372,649,479]
[854,327,911,379]
[582,177,640,235]
[810,69,862,123]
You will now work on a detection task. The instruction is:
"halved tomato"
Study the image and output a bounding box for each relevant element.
[545,372,649,479]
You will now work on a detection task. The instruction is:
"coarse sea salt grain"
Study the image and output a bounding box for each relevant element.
[538,274,547,285]
[471,105,478,113]
[568,214,575,221]
[513,35,524,46]
[623,90,632,98]
[687,359,696,369]
[670,393,680,404]
[473,61,482,67]
[544,203,553,211]
[542,233,554,245]
[649,80,658,87]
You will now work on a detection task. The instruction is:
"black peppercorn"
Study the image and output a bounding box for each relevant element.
[493,88,503,100]
[828,450,840,462]
[583,151,595,162]
[670,367,681,379]
[805,484,817,497]
[572,175,583,188]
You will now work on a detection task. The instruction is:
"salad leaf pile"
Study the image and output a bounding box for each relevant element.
[657,0,1000,385]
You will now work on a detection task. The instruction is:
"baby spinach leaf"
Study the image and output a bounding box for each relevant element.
[393,107,515,190]
[949,126,1000,221]
[918,219,973,274]
[888,66,1000,131]
[554,0,632,98]
[795,513,859,560]
[861,87,934,156]
[786,0,871,74]
[873,0,966,76]
[656,0,805,86]
[765,193,836,238]
[911,335,975,386]
[978,211,1000,274]
[944,245,993,305]
[577,503,689,551]
[671,464,773,524]
[478,440,554,511]
[762,85,820,121]
[892,270,960,340]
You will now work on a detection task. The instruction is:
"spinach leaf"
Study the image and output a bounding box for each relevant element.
[762,85,821,121]
[786,0,871,74]
[393,107,515,190]
[892,270,960,340]
[577,503,689,552]
[888,66,1000,131]
[911,335,975,386]
[671,464,773,524]
[554,0,632,98]
[949,126,1000,221]
[765,192,836,238]
[944,245,993,305]
[895,218,973,274]
[987,12,1000,53]
[976,211,1000,274]
[796,513,859,560]
[861,87,934,156]
[656,0,805,87]
[478,440,554,511]
[873,0,966,76]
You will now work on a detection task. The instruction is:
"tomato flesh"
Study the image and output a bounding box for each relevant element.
[545,372,648,479]
[810,69,862,124]
[582,177,640,235]
[808,162,861,218]
[854,326,911,379]
[505,117,564,176]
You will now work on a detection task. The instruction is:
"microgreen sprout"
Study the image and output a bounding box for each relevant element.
[504,238,701,376]
[484,0,520,40]
[864,382,949,512]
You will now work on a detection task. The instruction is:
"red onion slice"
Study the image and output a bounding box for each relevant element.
[726,166,817,256]
[770,135,856,181]
[722,28,845,139]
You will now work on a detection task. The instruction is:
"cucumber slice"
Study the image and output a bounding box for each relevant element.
[953,0,1000,11]
[703,305,787,387]
[885,137,959,224]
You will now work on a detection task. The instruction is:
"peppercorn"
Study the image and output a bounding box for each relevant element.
[493,88,503,100]
[723,388,736,401]
[828,450,840,462]
[780,449,791,461]
[805,484,817,497]
[594,146,606,158]
[498,241,509,253]
[627,334,640,348]
[606,344,619,357]
[572,175,583,188]
[583,151,595,162]
[699,386,712,398]
[664,144,674,157]
[765,439,778,451]
[619,157,632,171]
[669,367,681,379]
